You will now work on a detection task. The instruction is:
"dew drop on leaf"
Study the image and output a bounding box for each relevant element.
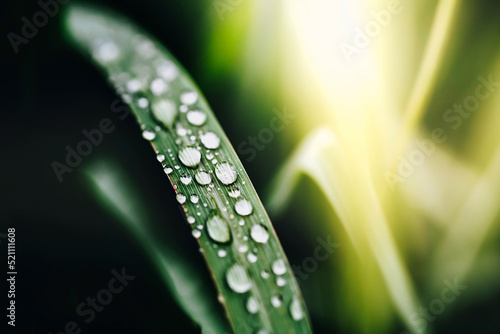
[215,162,237,185]
[206,215,231,244]
[246,296,259,314]
[289,297,304,321]
[272,259,287,276]
[142,129,156,141]
[250,224,269,244]
[178,147,202,167]
[200,131,220,149]
[180,91,198,105]
[195,171,212,185]
[180,173,192,185]
[176,194,186,204]
[187,110,207,126]
[235,199,253,216]
[226,264,252,293]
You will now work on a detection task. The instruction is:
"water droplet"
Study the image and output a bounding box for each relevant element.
[228,187,240,198]
[206,151,214,159]
[164,166,173,174]
[150,78,168,96]
[142,129,156,141]
[180,173,192,185]
[200,132,220,149]
[235,199,253,216]
[177,126,187,136]
[176,194,186,204]
[126,79,142,93]
[152,99,177,128]
[206,215,231,244]
[276,277,286,287]
[187,216,195,224]
[192,230,201,238]
[156,154,166,163]
[215,162,237,185]
[226,264,252,293]
[261,270,270,279]
[156,61,178,81]
[247,253,258,263]
[217,249,227,258]
[179,147,201,167]
[238,219,245,226]
[137,98,149,108]
[272,259,286,276]
[93,40,120,63]
[289,297,304,321]
[180,91,198,105]
[250,224,269,244]
[271,295,282,308]
[190,194,199,204]
[187,110,207,126]
[195,171,212,185]
[238,244,248,253]
[246,296,259,314]
[179,105,188,113]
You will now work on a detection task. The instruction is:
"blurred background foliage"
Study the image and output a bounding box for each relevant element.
[1,0,500,333]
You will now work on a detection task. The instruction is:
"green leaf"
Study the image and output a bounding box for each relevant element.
[65,4,312,333]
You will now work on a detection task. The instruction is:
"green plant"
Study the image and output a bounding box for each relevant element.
[65,4,312,333]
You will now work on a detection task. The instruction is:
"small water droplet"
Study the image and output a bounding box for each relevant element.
[156,154,166,162]
[235,199,253,216]
[137,97,149,108]
[215,162,237,185]
[228,187,240,198]
[226,264,252,293]
[276,277,286,287]
[180,91,198,105]
[247,253,258,263]
[271,295,282,308]
[190,194,199,204]
[187,216,195,224]
[150,78,168,96]
[192,230,201,238]
[195,171,212,185]
[250,224,269,244]
[238,219,245,226]
[289,297,304,321]
[179,105,188,113]
[177,126,187,136]
[176,194,186,204]
[142,129,156,141]
[180,173,192,185]
[179,147,202,167]
[164,166,173,174]
[246,296,259,314]
[238,244,248,253]
[206,151,214,159]
[261,270,270,279]
[200,132,220,149]
[187,110,207,126]
[206,215,231,244]
[217,249,227,258]
[272,259,286,276]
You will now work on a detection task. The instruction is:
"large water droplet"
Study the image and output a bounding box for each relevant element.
[150,78,168,96]
[156,61,178,81]
[187,110,207,126]
[235,199,253,216]
[289,297,304,321]
[226,264,252,293]
[200,132,220,149]
[272,259,286,276]
[142,129,156,141]
[246,296,259,314]
[215,162,237,185]
[206,215,231,244]
[176,194,186,204]
[180,173,192,185]
[152,99,177,128]
[179,147,201,167]
[271,295,282,308]
[180,91,198,105]
[250,224,269,244]
[195,171,212,185]
[190,194,199,204]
